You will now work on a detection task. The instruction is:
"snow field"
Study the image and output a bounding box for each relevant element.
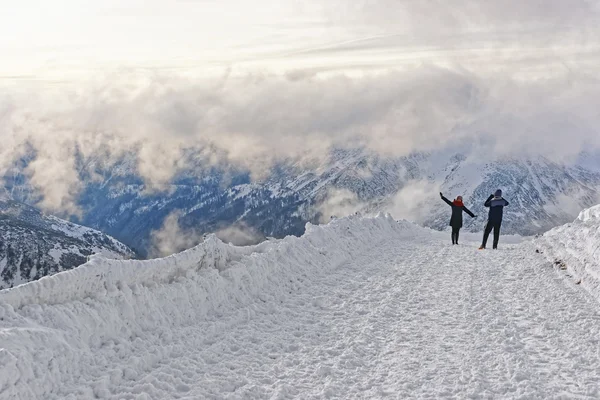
[0,215,414,399]
[2,210,600,398]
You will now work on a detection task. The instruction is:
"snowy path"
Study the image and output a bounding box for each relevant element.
[3,218,600,399]
[155,240,600,399]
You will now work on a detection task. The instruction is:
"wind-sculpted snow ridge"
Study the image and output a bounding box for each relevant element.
[0,214,417,399]
[536,204,600,300]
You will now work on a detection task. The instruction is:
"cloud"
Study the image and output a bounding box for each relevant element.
[215,223,264,246]
[319,0,599,39]
[386,180,441,224]
[149,211,204,258]
[149,212,265,257]
[2,66,600,215]
[545,188,600,221]
[1,1,600,216]
[317,188,367,223]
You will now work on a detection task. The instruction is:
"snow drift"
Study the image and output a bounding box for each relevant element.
[577,204,600,223]
[0,214,421,399]
[536,204,600,300]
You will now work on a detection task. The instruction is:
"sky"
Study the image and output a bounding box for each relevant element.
[2,0,599,80]
[1,0,600,214]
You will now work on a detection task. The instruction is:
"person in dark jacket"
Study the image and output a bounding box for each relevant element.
[440,192,476,245]
[479,189,509,250]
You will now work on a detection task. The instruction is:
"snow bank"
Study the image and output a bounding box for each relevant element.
[536,204,600,300]
[577,204,600,222]
[0,214,419,399]
[0,235,263,310]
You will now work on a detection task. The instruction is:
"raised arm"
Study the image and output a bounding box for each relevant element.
[484,194,494,207]
[462,206,476,218]
[440,192,452,206]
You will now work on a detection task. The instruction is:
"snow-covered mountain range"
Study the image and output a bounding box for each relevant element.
[3,149,600,255]
[412,151,600,234]
[0,197,135,289]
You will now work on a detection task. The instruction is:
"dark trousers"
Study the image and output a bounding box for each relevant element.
[482,220,502,249]
[451,226,460,244]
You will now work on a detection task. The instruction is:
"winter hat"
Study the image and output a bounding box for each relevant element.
[494,189,502,197]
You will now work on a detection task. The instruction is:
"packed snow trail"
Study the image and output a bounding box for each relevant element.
[2,215,600,399]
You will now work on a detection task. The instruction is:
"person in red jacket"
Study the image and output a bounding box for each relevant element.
[440,192,477,245]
